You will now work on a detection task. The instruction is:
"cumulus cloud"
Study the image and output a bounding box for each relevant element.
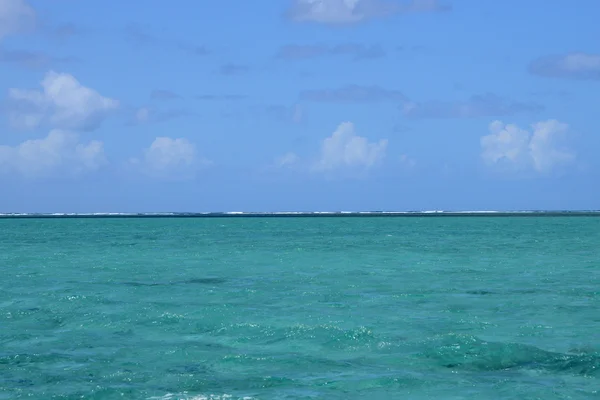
[300,85,406,103]
[402,94,543,119]
[313,122,387,172]
[0,0,36,40]
[130,137,210,180]
[272,122,388,176]
[276,43,385,61]
[529,52,600,80]
[481,120,575,174]
[7,71,119,131]
[286,0,450,25]
[0,129,106,178]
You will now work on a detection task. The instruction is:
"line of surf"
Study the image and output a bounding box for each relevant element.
[1,210,599,218]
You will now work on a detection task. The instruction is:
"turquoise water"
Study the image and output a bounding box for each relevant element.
[1,216,599,399]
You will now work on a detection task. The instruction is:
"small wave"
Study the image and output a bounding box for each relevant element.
[425,333,600,376]
[120,278,226,287]
[212,322,381,352]
[148,394,255,400]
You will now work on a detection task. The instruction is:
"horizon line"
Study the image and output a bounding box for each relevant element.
[1,210,599,218]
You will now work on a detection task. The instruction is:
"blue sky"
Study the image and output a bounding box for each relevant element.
[1,0,599,212]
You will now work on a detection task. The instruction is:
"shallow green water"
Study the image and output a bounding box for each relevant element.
[1,216,599,399]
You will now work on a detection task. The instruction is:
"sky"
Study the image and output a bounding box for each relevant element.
[0,0,599,212]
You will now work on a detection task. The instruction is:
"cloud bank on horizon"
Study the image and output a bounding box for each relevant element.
[0,0,598,211]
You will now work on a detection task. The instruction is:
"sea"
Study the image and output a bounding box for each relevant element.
[1,212,599,399]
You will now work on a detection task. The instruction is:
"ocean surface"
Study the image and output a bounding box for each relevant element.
[1,215,599,399]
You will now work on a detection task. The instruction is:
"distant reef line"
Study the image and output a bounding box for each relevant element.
[1,211,599,219]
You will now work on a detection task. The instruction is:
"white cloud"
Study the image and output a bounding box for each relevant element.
[287,0,449,24]
[313,121,387,172]
[0,0,35,40]
[289,0,364,24]
[481,120,575,173]
[275,152,300,168]
[130,137,210,180]
[7,71,119,131]
[0,129,106,178]
[529,120,576,172]
[271,122,388,176]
